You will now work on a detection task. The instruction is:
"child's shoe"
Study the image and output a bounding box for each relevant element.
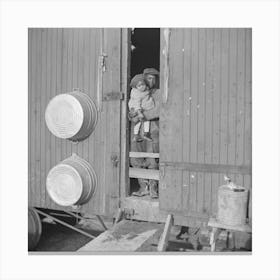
[133,134,143,142]
[142,132,153,141]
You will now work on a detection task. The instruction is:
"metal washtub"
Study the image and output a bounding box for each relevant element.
[46,154,97,207]
[45,91,97,141]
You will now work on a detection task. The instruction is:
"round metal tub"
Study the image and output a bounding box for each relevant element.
[46,154,97,207]
[45,91,97,141]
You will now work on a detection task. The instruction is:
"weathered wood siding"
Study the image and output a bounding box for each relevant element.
[159,28,252,222]
[28,28,122,216]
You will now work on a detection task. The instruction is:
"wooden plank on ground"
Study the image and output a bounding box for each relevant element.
[78,220,163,252]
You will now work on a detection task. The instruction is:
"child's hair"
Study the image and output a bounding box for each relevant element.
[130,74,145,88]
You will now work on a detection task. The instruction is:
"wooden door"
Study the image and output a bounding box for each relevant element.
[159,28,252,224]
[28,28,124,216]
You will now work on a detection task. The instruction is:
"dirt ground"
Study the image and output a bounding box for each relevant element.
[31,215,251,253]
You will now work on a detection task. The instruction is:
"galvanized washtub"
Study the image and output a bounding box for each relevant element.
[45,91,97,141]
[46,154,97,207]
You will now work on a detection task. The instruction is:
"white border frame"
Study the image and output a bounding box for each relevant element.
[1,1,280,280]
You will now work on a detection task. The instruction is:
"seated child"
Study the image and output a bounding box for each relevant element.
[128,74,154,142]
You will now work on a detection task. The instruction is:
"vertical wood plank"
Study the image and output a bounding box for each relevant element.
[61,28,68,160]
[83,29,90,163]
[219,29,230,168]
[48,29,58,209]
[236,29,245,166]
[204,28,214,214]
[40,29,47,207]
[189,29,199,212]
[210,29,222,216]
[28,29,31,205]
[77,29,85,157]
[89,28,102,214]
[244,29,252,221]
[45,29,52,208]
[55,28,63,165]
[196,29,206,213]
[160,29,184,211]
[120,28,131,199]
[29,29,36,205]
[211,173,220,216]
[212,29,222,165]
[66,28,74,157]
[227,29,238,165]
[182,29,191,211]
[244,29,252,168]
[235,29,246,187]
[102,28,121,215]
[35,29,42,207]
[71,29,79,155]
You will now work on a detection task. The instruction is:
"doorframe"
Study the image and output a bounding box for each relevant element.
[119,28,131,201]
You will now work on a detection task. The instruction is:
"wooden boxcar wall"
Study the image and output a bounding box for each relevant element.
[28,28,124,216]
[160,28,252,224]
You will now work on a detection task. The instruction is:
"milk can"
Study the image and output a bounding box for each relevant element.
[217,177,249,226]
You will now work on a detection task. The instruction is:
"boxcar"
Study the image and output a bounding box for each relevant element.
[28,28,252,228]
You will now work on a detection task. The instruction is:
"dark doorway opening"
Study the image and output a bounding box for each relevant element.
[129,28,160,195]
[130,28,160,78]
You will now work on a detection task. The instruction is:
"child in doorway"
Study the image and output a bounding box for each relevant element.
[128,74,154,142]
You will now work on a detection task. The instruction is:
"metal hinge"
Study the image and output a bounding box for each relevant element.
[103,92,124,101]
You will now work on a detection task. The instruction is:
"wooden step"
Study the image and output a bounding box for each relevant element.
[129,152,159,158]
[129,168,159,180]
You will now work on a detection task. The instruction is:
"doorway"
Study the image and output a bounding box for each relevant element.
[129,28,160,196]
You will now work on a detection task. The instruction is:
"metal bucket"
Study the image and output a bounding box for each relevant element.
[46,154,97,207]
[45,91,97,141]
[217,185,248,226]
[28,207,42,250]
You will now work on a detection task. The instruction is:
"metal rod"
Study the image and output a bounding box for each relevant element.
[63,210,83,220]
[64,211,107,231]
[96,215,108,231]
[34,209,96,240]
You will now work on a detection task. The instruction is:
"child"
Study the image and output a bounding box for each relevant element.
[128,74,154,142]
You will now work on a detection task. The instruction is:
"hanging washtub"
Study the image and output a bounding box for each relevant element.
[46,154,97,207]
[45,90,98,141]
